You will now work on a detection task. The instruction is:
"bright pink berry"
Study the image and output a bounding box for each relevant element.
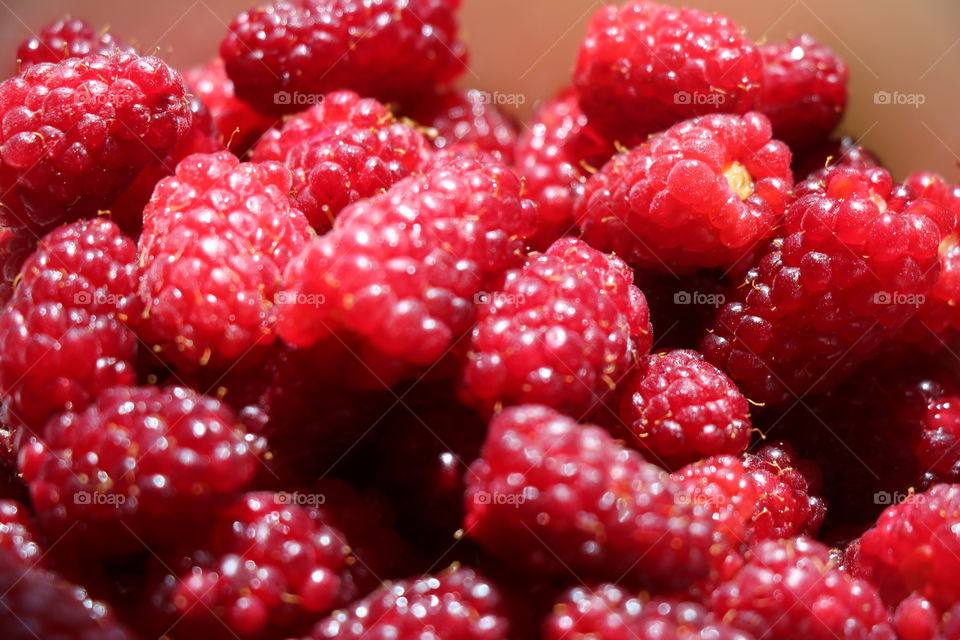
[574,0,763,147]
[576,112,793,273]
[702,166,950,405]
[0,53,192,230]
[252,90,432,231]
[465,405,729,590]
[16,17,132,68]
[221,0,467,116]
[757,35,849,151]
[277,156,536,384]
[138,151,311,370]
[460,237,652,419]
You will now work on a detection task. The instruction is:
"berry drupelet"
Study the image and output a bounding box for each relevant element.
[16,17,131,68]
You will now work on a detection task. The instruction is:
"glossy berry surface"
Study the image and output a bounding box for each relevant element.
[16,17,131,68]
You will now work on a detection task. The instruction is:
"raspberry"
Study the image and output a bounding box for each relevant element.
[277,156,536,383]
[711,537,894,640]
[460,237,652,419]
[794,136,882,182]
[853,484,960,608]
[0,499,42,566]
[148,491,348,639]
[184,58,278,155]
[0,227,34,305]
[618,349,751,468]
[742,441,826,540]
[0,548,136,640]
[252,91,432,231]
[16,17,131,68]
[0,218,140,432]
[701,166,949,406]
[464,405,728,590]
[756,35,849,151]
[138,151,311,370]
[671,455,757,549]
[19,385,262,553]
[221,0,467,116]
[547,584,755,640]
[576,112,793,273]
[309,565,510,640]
[403,89,518,163]
[0,52,192,230]
[513,89,615,249]
[574,0,763,147]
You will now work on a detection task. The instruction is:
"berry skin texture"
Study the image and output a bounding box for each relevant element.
[757,35,849,151]
[150,491,348,639]
[576,112,793,273]
[742,442,826,540]
[277,156,536,383]
[0,227,34,306]
[460,237,653,419]
[16,17,132,68]
[252,91,433,231]
[19,385,262,554]
[0,52,192,230]
[711,537,895,640]
[574,0,763,147]
[138,151,311,370]
[464,405,728,590]
[220,0,467,116]
[184,58,278,155]
[0,218,140,432]
[701,166,950,406]
[309,565,510,640]
[0,500,42,566]
[619,349,751,468]
[547,584,755,640]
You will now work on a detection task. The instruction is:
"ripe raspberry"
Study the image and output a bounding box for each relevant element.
[464,405,728,590]
[252,91,432,231]
[742,442,826,540]
[756,35,849,151]
[221,0,467,116]
[576,112,793,273]
[403,89,517,163]
[184,58,278,155]
[149,491,348,639]
[618,349,751,468]
[0,227,34,305]
[16,17,132,68]
[514,89,615,249]
[277,156,536,383]
[547,584,755,640]
[671,455,757,550]
[793,136,882,182]
[0,500,42,566]
[19,385,262,553]
[309,565,510,640]
[138,151,311,370]
[853,484,960,608]
[712,537,894,640]
[460,237,652,419]
[574,0,763,147]
[0,218,140,432]
[0,548,136,640]
[701,166,949,406]
[0,52,192,230]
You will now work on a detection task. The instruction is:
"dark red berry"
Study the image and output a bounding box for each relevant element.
[16,17,132,68]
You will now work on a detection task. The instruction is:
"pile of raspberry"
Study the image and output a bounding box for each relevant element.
[0,2,956,639]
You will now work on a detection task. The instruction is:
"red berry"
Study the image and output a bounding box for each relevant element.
[16,17,132,68]
[671,455,758,550]
[0,500,42,567]
[743,441,826,540]
[138,151,311,370]
[893,594,942,640]
[577,112,793,273]
[252,91,432,231]
[0,53,192,230]
[221,0,467,116]
[19,385,262,553]
[711,537,894,640]
[309,565,511,640]
[460,237,652,419]
[277,156,536,384]
[757,35,849,151]
[574,0,763,147]
[0,218,140,432]
[702,166,949,405]
[464,405,729,589]
[619,349,751,468]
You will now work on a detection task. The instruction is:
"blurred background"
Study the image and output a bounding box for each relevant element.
[1,0,958,180]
